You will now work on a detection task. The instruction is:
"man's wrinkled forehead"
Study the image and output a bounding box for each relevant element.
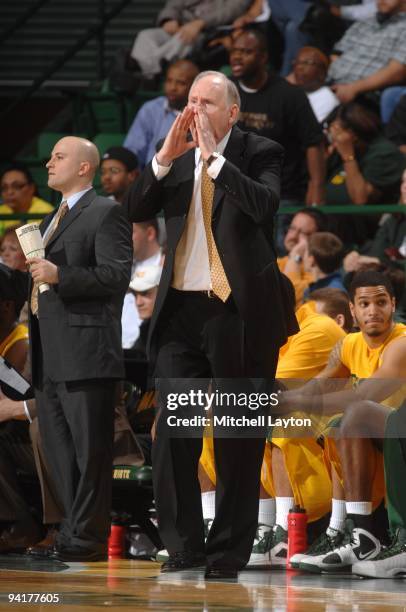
[189,77,224,101]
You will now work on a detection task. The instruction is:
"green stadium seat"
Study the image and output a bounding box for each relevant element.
[37,133,69,161]
[93,132,126,155]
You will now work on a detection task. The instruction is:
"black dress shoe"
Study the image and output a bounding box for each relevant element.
[161,551,206,573]
[0,519,44,554]
[26,544,57,559]
[26,528,59,558]
[205,566,239,580]
[51,545,107,562]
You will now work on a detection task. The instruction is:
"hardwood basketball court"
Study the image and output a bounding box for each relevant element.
[0,556,405,610]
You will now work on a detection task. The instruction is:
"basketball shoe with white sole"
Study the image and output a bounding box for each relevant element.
[247,524,288,568]
[289,528,344,568]
[298,520,381,573]
[352,527,406,578]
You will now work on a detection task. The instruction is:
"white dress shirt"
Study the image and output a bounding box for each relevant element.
[152,131,231,290]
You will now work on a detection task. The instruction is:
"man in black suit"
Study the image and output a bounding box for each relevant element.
[27,136,132,562]
[124,71,297,578]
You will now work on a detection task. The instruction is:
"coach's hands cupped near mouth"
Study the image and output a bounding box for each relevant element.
[193,105,217,162]
[156,106,197,167]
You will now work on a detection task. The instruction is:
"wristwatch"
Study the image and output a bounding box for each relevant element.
[290,254,302,264]
[206,152,221,167]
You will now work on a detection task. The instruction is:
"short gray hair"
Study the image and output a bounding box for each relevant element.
[191,70,241,109]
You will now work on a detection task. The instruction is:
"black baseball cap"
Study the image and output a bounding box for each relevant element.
[102,146,139,171]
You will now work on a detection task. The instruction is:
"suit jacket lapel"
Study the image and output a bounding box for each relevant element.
[212,126,246,217]
[45,188,97,250]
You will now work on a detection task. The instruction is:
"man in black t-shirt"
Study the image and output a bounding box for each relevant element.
[229,29,325,252]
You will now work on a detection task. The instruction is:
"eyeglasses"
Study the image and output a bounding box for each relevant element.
[1,182,29,192]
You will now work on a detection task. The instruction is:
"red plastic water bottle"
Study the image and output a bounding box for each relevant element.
[287,505,307,569]
[108,524,126,559]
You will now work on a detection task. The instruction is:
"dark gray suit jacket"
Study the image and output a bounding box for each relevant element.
[29,189,133,386]
[124,126,298,365]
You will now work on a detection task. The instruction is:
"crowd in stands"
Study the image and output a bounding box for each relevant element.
[0,0,405,579]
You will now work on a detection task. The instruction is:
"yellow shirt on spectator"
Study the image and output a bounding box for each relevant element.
[277,256,313,308]
[0,324,28,358]
[0,196,53,235]
[277,301,346,380]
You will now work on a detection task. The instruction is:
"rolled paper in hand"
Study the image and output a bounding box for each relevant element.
[15,223,50,293]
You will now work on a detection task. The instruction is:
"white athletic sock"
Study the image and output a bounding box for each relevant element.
[275,497,294,531]
[202,491,216,520]
[346,501,372,516]
[328,498,347,534]
[258,498,276,528]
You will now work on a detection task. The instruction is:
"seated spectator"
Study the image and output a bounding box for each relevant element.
[327,0,406,104]
[100,146,139,204]
[229,28,325,252]
[122,220,163,350]
[325,102,405,246]
[288,46,339,123]
[303,231,346,298]
[0,164,53,236]
[127,265,162,357]
[0,226,26,272]
[0,227,29,325]
[344,168,406,274]
[0,264,28,372]
[289,271,406,573]
[386,93,406,153]
[277,208,327,306]
[124,60,199,169]
[310,287,353,332]
[129,0,251,77]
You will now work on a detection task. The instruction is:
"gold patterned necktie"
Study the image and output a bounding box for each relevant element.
[30,201,69,315]
[201,161,231,302]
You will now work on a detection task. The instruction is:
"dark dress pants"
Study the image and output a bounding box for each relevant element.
[0,422,36,522]
[152,289,279,569]
[35,376,116,552]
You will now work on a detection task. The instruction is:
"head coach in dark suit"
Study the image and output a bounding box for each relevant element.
[27,136,132,562]
[123,71,298,578]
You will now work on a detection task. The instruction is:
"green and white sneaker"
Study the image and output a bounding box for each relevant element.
[156,549,169,562]
[352,527,406,578]
[248,524,288,568]
[289,528,344,568]
[298,520,381,573]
